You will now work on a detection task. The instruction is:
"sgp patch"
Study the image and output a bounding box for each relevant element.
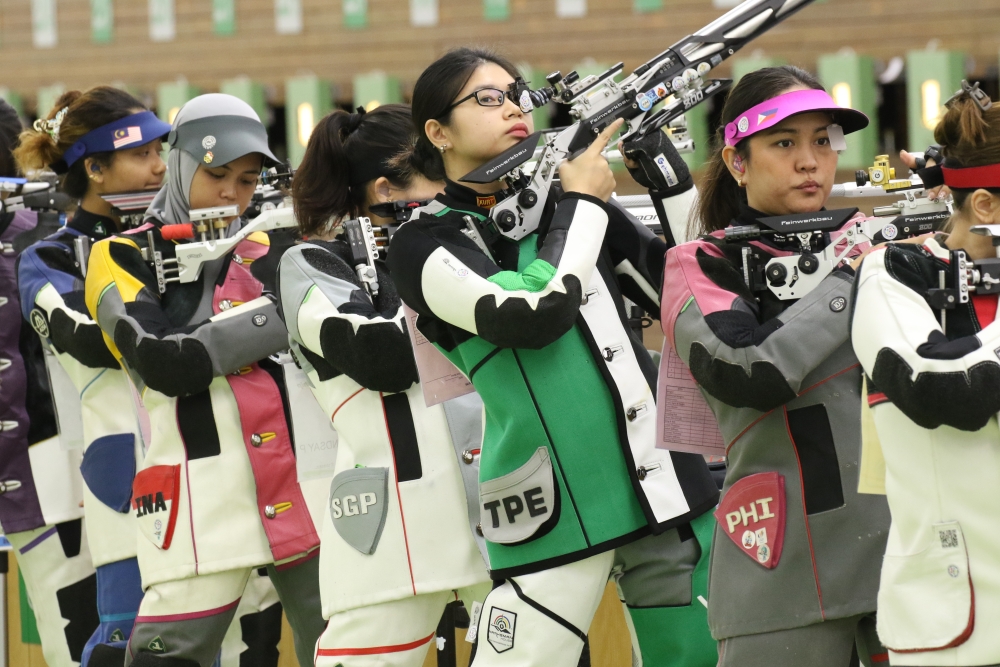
[487,607,516,653]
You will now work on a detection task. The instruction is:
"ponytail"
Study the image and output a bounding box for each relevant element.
[933,86,1000,209]
[292,110,356,237]
[291,103,418,238]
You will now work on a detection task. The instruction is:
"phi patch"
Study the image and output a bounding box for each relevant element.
[487,607,516,653]
[329,467,389,555]
[132,464,181,550]
[714,472,786,569]
[479,447,555,544]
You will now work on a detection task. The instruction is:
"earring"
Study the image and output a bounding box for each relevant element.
[438,144,448,153]
[738,177,745,188]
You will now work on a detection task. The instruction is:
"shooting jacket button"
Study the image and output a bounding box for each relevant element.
[219,299,233,311]
[476,523,484,537]
[232,254,243,265]
[264,505,276,519]
[626,403,648,422]
[603,345,624,362]
[637,467,647,481]
[248,432,275,448]
[0,480,21,494]
[0,420,18,432]
[462,450,474,464]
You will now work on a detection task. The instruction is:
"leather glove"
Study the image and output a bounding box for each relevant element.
[621,129,693,197]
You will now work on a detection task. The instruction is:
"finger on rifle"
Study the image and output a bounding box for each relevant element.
[588,119,625,156]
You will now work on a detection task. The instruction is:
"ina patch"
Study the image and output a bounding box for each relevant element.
[109,628,125,642]
[148,636,166,653]
[487,607,516,653]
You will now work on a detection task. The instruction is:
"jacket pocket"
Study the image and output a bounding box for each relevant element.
[479,447,558,545]
[81,433,136,512]
[877,520,974,652]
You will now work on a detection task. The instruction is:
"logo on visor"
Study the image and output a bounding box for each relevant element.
[112,126,143,149]
[757,109,779,125]
[737,117,749,133]
[202,135,217,149]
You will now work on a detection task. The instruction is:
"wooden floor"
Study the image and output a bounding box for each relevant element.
[6,553,631,667]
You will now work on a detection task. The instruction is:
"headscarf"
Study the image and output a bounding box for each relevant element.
[146,93,277,226]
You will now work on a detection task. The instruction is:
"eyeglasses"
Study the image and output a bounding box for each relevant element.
[442,88,509,114]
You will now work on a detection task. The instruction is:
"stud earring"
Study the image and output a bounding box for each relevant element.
[438,144,448,153]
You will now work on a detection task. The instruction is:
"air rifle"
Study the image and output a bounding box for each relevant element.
[460,0,818,242]
[146,201,297,292]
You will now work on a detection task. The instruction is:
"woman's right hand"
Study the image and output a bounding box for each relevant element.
[899,149,950,202]
[559,118,623,202]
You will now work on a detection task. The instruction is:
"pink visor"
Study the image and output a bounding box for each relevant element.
[724,89,869,147]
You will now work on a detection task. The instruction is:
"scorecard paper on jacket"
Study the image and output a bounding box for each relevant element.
[402,303,475,407]
[655,340,726,458]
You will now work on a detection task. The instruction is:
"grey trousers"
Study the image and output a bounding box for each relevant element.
[126,556,324,667]
[718,613,886,667]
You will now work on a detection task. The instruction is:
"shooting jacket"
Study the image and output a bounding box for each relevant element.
[0,208,82,534]
[661,205,890,639]
[853,236,1000,665]
[388,181,718,579]
[85,221,318,586]
[18,209,143,567]
[278,239,490,616]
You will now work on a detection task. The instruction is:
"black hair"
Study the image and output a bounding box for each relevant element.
[0,99,22,178]
[409,47,521,181]
[697,65,825,233]
[293,104,417,237]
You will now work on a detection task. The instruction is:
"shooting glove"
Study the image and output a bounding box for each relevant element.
[621,129,693,198]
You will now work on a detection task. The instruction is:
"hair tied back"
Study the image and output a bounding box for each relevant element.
[346,106,367,135]
[946,80,992,114]
[32,106,69,142]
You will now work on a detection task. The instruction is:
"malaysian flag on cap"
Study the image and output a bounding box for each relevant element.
[113,126,143,149]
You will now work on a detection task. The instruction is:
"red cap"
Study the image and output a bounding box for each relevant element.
[159,223,195,241]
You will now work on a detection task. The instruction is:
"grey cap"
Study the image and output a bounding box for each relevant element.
[166,93,278,168]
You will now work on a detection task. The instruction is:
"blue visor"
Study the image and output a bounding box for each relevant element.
[59,111,172,171]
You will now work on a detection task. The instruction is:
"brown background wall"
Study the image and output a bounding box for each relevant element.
[1,0,999,110]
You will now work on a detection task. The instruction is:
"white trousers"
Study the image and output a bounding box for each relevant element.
[315,583,492,667]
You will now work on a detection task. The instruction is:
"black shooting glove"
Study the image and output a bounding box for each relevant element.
[621,129,693,198]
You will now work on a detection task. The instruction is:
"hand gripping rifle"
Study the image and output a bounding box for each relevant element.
[459,0,817,243]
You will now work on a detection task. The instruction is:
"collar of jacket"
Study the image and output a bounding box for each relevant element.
[68,207,116,240]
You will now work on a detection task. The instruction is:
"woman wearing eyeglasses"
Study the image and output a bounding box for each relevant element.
[387,48,720,667]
